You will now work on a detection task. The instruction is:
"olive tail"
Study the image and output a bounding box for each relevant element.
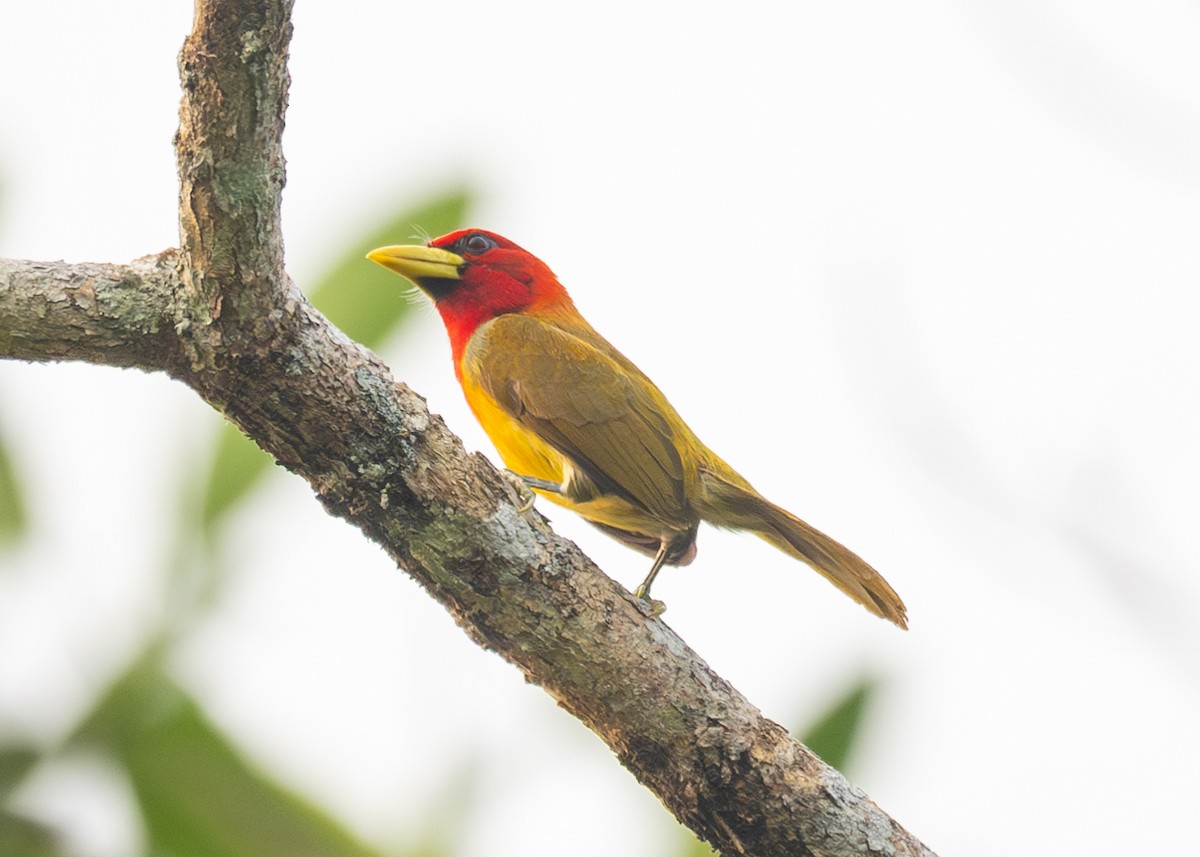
[698,470,908,629]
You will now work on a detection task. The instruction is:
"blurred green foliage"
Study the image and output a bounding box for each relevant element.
[77,658,389,857]
[0,171,25,550]
[0,810,61,857]
[0,187,473,856]
[200,422,274,537]
[799,675,878,772]
[0,166,48,855]
[197,189,471,537]
[0,747,39,801]
[0,743,61,856]
[308,189,470,349]
[0,423,28,547]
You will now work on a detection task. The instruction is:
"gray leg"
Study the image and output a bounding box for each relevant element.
[633,542,670,601]
[517,474,563,493]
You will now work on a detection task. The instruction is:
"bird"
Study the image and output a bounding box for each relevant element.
[367,229,907,627]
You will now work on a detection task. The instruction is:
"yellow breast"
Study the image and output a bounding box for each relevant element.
[460,375,566,488]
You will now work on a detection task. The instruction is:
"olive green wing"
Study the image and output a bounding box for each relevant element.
[463,314,691,525]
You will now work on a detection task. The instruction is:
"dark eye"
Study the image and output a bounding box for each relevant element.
[459,232,496,256]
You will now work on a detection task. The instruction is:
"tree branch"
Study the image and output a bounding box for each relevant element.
[0,1,933,855]
[175,0,291,335]
[0,254,181,370]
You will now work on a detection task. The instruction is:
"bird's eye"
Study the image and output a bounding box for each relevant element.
[460,232,497,256]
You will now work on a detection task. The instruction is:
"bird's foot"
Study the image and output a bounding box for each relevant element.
[503,470,562,513]
[501,470,537,513]
[633,587,667,617]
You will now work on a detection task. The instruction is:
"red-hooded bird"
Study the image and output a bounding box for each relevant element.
[367,229,907,628]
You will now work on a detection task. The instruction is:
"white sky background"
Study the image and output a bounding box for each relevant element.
[1,1,1199,855]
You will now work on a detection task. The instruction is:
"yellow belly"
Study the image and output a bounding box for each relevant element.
[460,378,678,539]
[462,377,564,485]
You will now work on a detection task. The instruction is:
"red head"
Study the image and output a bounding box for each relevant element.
[368,229,574,365]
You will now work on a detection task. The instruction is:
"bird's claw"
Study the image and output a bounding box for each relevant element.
[504,469,566,514]
[502,469,538,513]
[633,589,667,617]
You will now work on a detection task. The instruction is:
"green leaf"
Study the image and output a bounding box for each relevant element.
[310,187,471,349]
[798,676,878,772]
[77,660,387,857]
[192,187,472,536]
[0,811,63,857]
[0,426,28,546]
[199,422,274,536]
[0,745,40,800]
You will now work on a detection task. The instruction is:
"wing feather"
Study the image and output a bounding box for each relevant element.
[464,314,690,525]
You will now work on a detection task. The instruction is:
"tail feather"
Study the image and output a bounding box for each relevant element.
[698,470,908,629]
